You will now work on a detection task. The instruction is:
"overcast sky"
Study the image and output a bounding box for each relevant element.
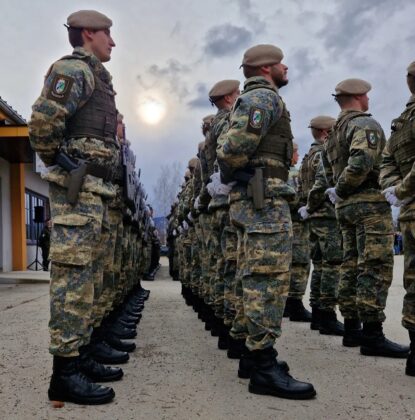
[2,0,415,212]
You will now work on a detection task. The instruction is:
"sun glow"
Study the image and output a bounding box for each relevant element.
[137,97,166,125]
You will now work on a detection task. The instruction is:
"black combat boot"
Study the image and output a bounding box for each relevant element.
[217,322,230,350]
[248,348,316,399]
[288,298,312,322]
[319,310,344,336]
[48,356,115,405]
[238,347,289,379]
[342,318,362,347]
[283,297,292,318]
[360,322,410,358]
[105,334,136,353]
[210,314,221,337]
[227,337,246,359]
[89,336,130,364]
[310,306,321,331]
[79,347,123,382]
[406,331,415,376]
[107,320,137,340]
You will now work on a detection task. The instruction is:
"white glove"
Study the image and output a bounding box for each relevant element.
[207,172,235,197]
[381,186,412,207]
[187,212,193,222]
[182,221,189,230]
[172,229,177,236]
[325,187,343,205]
[178,226,183,234]
[194,196,200,209]
[298,206,310,220]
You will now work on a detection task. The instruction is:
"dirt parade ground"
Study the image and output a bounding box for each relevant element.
[0,256,413,420]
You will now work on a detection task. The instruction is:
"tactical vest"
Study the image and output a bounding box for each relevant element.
[326,111,379,189]
[387,102,415,178]
[62,54,117,144]
[299,143,323,196]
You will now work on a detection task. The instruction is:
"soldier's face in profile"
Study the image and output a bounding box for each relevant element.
[89,28,116,62]
[359,93,369,112]
[271,62,289,88]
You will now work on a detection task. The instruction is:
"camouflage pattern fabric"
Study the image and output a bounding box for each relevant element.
[48,183,106,356]
[229,198,292,351]
[400,221,415,331]
[308,218,342,310]
[336,202,394,322]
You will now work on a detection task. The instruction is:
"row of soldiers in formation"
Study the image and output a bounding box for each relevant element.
[167,44,415,400]
[27,10,162,405]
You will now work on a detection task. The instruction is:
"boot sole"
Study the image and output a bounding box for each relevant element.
[48,389,115,405]
[342,339,361,347]
[85,371,124,382]
[319,330,344,337]
[310,324,320,331]
[248,383,316,400]
[360,347,409,359]
[405,367,415,376]
[289,317,312,323]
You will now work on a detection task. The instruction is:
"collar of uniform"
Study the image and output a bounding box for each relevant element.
[243,76,277,92]
[337,109,361,119]
[407,94,415,106]
[72,47,113,86]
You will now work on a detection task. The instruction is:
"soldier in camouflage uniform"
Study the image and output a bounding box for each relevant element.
[217,44,316,399]
[204,80,240,348]
[380,61,415,375]
[29,10,121,405]
[323,78,409,357]
[284,142,312,322]
[298,116,344,336]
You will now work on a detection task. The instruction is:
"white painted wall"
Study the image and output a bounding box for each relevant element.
[0,157,12,272]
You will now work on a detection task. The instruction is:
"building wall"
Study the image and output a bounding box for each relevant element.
[25,163,49,268]
[0,157,12,271]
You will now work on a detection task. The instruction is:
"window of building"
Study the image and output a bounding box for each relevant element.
[25,189,50,244]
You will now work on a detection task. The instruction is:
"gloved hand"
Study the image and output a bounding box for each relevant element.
[325,187,343,205]
[178,226,183,234]
[172,229,177,237]
[298,206,310,220]
[381,186,412,207]
[182,221,189,230]
[207,172,235,197]
[187,212,193,222]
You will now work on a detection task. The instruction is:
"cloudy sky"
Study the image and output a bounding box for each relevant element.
[2,0,415,211]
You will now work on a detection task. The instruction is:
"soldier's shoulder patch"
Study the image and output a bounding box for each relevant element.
[46,74,74,104]
[247,107,265,135]
[365,129,379,149]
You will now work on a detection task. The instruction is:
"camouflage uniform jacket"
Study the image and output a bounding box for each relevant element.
[326,110,387,208]
[217,76,295,203]
[380,94,415,221]
[29,47,119,199]
[304,142,336,218]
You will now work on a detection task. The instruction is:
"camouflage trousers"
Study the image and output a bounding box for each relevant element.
[289,219,310,300]
[230,197,292,351]
[48,184,110,357]
[199,213,213,301]
[191,220,203,295]
[400,220,415,332]
[95,208,123,322]
[222,214,238,327]
[210,207,229,318]
[336,202,394,322]
[308,217,343,311]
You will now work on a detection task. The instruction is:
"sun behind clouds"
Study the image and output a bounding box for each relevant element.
[137,96,166,125]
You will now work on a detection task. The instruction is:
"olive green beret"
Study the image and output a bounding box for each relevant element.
[333,78,371,96]
[184,170,191,179]
[241,44,284,67]
[67,10,112,30]
[188,157,199,169]
[309,115,336,130]
[202,114,215,124]
[407,61,415,77]
[209,80,240,101]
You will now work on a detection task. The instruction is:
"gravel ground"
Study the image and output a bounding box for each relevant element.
[0,256,413,420]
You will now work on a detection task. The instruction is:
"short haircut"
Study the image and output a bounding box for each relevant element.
[68,27,84,48]
[243,65,262,79]
[334,95,355,108]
